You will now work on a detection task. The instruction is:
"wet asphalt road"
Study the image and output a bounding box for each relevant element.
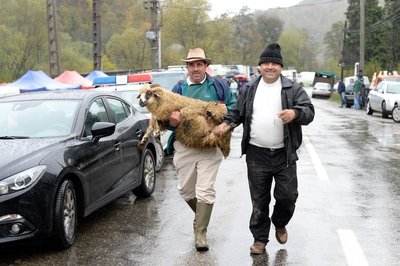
[1,90,400,265]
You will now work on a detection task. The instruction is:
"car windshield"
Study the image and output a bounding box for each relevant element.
[0,99,79,138]
[387,83,400,94]
[150,72,187,90]
[346,84,354,92]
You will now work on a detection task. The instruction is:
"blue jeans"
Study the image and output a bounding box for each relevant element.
[340,91,347,107]
[354,93,361,109]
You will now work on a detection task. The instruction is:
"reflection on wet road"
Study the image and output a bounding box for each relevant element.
[1,96,400,265]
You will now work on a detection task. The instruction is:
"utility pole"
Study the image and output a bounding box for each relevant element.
[144,0,160,69]
[46,0,61,77]
[93,0,102,70]
[340,20,347,81]
[359,0,365,78]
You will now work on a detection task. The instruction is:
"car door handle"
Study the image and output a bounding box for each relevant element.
[136,129,144,138]
[113,141,121,150]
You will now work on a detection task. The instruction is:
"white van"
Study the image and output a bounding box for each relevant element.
[281,69,297,81]
[343,76,370,89]
[297,71,315,86]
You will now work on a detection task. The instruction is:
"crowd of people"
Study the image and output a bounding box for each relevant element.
[337,75,368,109]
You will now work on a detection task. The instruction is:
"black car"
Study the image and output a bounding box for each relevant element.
[0,90,157,249]
[344,83,355,108]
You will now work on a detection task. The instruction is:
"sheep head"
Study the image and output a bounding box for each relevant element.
[137,84,165,108]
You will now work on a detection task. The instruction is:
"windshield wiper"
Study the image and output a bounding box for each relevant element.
[0,136,30,139]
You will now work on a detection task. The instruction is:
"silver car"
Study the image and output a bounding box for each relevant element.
[366,81,400,118]
[311,82,333,98]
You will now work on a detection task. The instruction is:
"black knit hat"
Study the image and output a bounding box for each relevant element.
[258,43,283,66]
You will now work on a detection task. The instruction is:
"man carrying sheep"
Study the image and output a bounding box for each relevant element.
[168,48,237,251]
[213,43,315,254]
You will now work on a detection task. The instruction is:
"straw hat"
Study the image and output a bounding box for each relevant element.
[181,48,211,66]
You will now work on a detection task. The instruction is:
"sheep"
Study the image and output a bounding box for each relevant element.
[137,84,235,158]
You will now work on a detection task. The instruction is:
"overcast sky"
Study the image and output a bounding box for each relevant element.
[209,0,302,18]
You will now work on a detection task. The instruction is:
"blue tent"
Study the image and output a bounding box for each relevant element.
[85,70,109,82]
[10,70,80,92]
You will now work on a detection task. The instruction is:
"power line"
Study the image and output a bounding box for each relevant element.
[347,8,400,35]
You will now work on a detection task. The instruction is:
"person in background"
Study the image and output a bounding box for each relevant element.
[213,43,315,254]
[353,77,362,110]
[337,79,346,108]
[229,77,239,98]
[168,48,237,251]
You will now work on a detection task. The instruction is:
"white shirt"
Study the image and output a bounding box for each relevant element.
[249,78,284,149]
[187,75,206,85]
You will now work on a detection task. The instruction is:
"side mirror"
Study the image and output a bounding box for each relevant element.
[91,122,115,142]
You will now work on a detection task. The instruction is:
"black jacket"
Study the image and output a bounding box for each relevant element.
[224,75,315,163]
[338,81,345,94]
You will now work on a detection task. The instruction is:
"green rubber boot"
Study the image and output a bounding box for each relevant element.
[194,202,213,251]
[186,198,197,231]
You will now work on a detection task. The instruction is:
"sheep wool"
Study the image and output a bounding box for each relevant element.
[137,84,234,158]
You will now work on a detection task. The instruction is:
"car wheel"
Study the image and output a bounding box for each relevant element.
[382,102,389,118]
[366,101,373,115]
[133,148,156,198]
[155,138,165,172]
[53,179,77,249]
[392,105,400,123]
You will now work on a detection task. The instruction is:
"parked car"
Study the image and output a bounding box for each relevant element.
[149,70,187,90]
[392,105,400,123]
[366,81,400,118]
[311,82,333,98]
[343,75,370,90]
[345,83,355,108]
[0,90,158,249]
[94,83,168,170]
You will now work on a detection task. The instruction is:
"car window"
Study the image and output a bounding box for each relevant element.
[377,83,384,93]
[117,90,149,114]
[345,84,354,93]
[315,83,330,90]
[0,100,78,138]
[106,97,131,123]
[83,98,109,137]
[387,83,400,94]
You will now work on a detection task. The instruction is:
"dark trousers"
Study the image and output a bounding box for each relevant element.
[246,144,298,243]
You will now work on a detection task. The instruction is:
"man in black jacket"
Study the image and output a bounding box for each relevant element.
[213,43,315,254]
[337,79,346,107]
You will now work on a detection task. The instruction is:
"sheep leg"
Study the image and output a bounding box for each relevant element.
[153,119,161,138]
[139,117,158,150]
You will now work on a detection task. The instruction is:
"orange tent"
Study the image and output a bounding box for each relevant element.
[371,71,400,89]
[55,70,93,89]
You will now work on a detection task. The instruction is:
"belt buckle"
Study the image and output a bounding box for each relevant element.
[269,147,283,152]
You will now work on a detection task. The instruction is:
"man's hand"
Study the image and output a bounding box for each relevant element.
[212,122,229,136]
[277,109,296,124]
[169,111,181,127]
[219,103,227,112]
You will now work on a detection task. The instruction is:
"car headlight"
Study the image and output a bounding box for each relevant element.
[0,165,47,196]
